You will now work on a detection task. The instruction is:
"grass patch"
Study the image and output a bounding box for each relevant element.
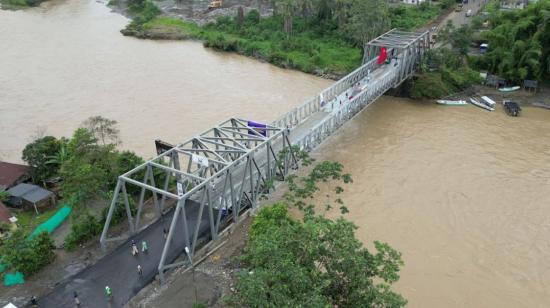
[16,202,64,233]
[390,3,442,30]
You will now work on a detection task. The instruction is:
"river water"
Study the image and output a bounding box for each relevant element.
[0,0,330,162]
[310,97,550,307]
[2,1,550,307]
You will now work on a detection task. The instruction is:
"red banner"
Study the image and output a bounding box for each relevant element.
[377,47,387,64]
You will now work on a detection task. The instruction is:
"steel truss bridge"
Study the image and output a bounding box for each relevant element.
[100,28,430,283]
[39,29,430,307]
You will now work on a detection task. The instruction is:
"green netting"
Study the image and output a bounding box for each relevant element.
[4,271,24,286]
[28,205,72,240]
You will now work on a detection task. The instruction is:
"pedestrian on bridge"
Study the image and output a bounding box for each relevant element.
[141,240,148,253]
[137,264,143,276]
[105,285,113,300]
[30,296,38,307]
[131,240,139,256]
[74,291,81,306]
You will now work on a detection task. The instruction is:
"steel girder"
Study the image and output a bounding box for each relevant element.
[99,118,298,283]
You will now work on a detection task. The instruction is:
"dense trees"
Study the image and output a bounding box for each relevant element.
[475,0,550,82]
[127,0,443,76]
[228,161,406,307]
[22,136,62,184]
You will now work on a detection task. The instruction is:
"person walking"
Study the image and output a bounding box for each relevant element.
[30,296,38,307]
[163,228,168,240]
[141,240,148,253]
[137,264,143,276]
[131,240,139,256]
[105,286,113,300]
[74,291,81,306]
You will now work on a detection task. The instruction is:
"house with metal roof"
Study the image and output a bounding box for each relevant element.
[0,161,30,191]
[6,183,55,214]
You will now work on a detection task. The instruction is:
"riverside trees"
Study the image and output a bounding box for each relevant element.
[474,0,550,82]
[227,161,406,307]
[129,0,442,76]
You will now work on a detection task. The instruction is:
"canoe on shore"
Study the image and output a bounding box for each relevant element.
[436,100,467,105]
[469,97,495,111]
[498,86,521,92]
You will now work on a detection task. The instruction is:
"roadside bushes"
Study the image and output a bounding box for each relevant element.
[65,193,137,251]
[64,213,102,251]
[411,48,483,99]
[0,230,55,277]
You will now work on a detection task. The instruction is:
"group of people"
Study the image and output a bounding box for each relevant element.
[103,239,150,304]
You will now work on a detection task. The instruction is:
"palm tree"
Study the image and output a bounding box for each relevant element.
[46,143,69,167]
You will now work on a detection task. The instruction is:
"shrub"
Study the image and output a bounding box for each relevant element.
[64,213,102,251]
[0,230,55,276]
[245,10,260,25]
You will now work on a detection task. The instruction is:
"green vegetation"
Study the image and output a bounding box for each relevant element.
[64,213,102,251]
[411,23,483,99]
[65,193,136,250]
[22,136,62,184]
[124,0,447,77]
[1,0,46,8]
[227,160,405,306]
[0,230,55,277]
[22,116,144,203]
[16,116,145,250]
[390,2,441,30]
[15,202,63,233]
[473,0,550,82]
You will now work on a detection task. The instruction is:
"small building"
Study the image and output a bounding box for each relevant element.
[0,161,31,191]
[6,183,55,214]
[500,0,529,9]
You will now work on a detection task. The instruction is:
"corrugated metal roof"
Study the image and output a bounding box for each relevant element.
[0,161,30,189]
[7,183,53,204]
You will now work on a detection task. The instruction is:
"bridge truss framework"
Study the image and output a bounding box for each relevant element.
[100,118,297,282]
[99,28,431,284]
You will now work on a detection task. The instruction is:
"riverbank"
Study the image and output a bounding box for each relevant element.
[0,0,46,10]
[113,0,446,79]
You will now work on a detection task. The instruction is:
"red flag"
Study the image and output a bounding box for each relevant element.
[377,47,387,64]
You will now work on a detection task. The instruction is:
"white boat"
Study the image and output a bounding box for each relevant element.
[469,97,495,111]
[480,96,496,107]
[498,86,520,92]
[436,100,467,105]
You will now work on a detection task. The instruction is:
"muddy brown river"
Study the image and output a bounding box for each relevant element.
[310,97,550,307]
[2,1,550,307]
[0,0,330,162]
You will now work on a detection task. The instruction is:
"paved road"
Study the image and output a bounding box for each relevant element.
[39,201,214,308]
[440,0,488,28]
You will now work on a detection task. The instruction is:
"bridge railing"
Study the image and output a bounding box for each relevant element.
[294,66,399,151]
[270,57,381,129]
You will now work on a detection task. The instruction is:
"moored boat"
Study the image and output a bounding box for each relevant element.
[436,100,467,105]
[480,96,496,107]
[469,97,495,111]
[503,100,521,116]
[498,86,521,92]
